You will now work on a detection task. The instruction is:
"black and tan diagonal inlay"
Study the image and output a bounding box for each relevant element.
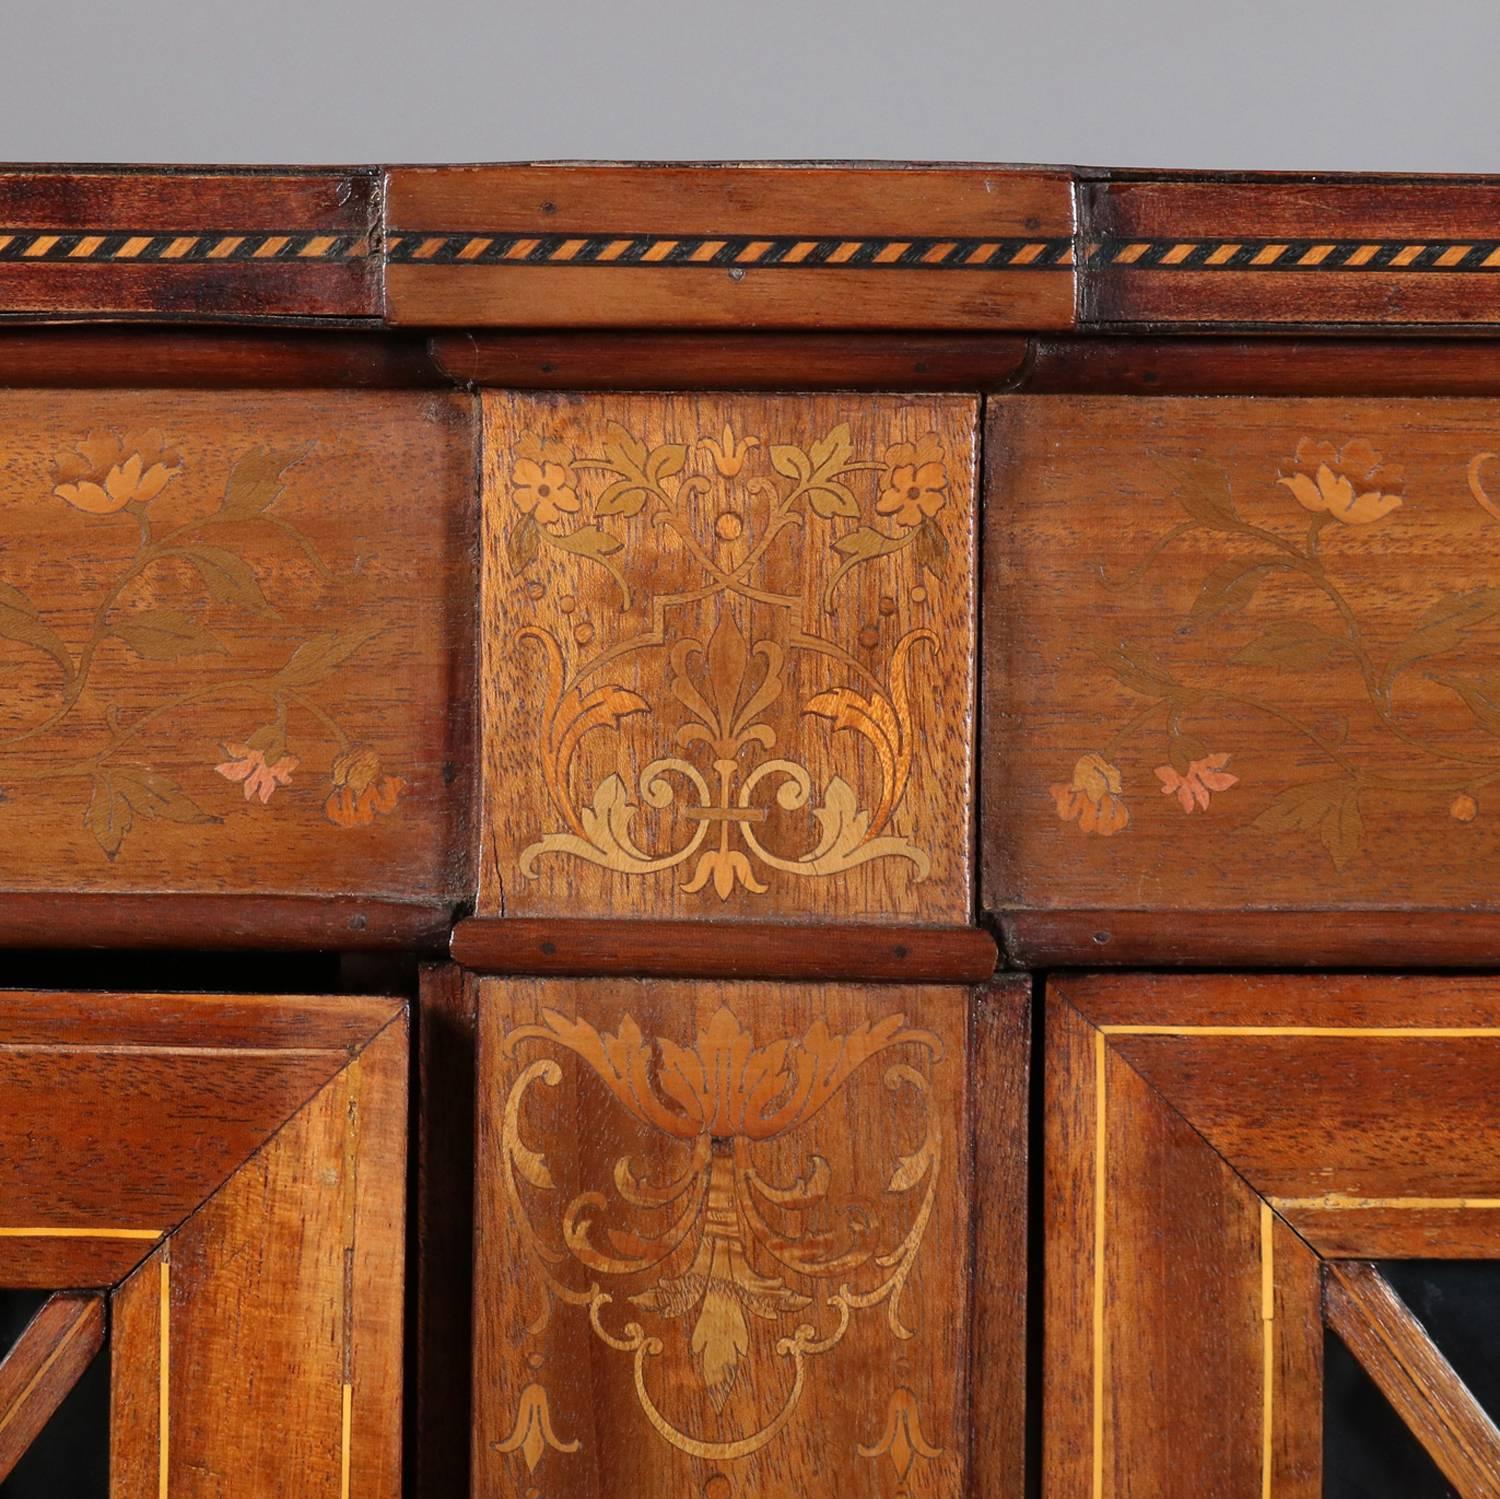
[1086,237,1500,271]
[384,231,1500,274]
[0,230,369,263]
[383,231,1076,269]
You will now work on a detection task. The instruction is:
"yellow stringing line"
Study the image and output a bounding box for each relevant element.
[1261,1202,1274,1499]
[159,1252,170,1499]
[1093,1027,1107,1499]
[1100,1024,1500,1038]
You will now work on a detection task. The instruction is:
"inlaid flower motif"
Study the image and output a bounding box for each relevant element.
[510,435,580,527]
[876,434,948,528]
[1155,752,1239,813]
[533,1004,919,1143]
[495,1382,579,1473]
[1051,753,1129,836]
[324,743,406,827]
[698,423,760,477]
[215,742,298,804]
[859,1387,943,1484]
[1278,437,1403,526]
[53,430,182,514]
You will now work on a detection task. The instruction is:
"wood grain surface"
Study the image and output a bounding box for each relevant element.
[1047,977,1324,1498]
[1025,335,1500,396]
[0,328,446,388]
[428,329,1032,391]
[1002,907,1500,969]
[1082,178,1500,327]
[0,989,399,1288]
[385,164,1076,330]
[0,169,378,322]
[968,978,1031,1499]
[985,396,1500,961]
[110,1013,404,1498]
[450,916,997,981]
[0,388,475,911]
[1061,973,1500,1258]
[474,977,977,1498]
[480,392,976,925]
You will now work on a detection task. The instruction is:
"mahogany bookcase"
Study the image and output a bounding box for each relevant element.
[0,161,1496,1498]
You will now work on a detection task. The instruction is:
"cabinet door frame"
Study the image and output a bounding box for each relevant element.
[1048,972,1500,1497]
[0,988,406,1497]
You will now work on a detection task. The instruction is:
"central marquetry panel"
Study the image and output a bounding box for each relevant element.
[474,977,982,1499]
[480,392,977,923]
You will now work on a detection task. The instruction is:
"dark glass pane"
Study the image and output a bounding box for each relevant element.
[1381,1260,1500,1423]
[1324,1328,1456,1499]
[0,1291,108,1499]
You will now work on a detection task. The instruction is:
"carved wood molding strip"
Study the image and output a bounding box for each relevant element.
[450,917,998,982]
[1000,909,1500,969]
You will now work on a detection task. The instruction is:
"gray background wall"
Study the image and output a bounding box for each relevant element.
[1,0,1495,170]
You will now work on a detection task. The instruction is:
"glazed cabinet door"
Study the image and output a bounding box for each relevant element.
[0,988,405,1498]
[1048,973,1500,1498]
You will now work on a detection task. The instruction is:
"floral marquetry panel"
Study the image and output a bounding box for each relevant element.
[474,978,996,1499]
[0,390,472,903]
[479,392,977,923]
[984,396,1500,940]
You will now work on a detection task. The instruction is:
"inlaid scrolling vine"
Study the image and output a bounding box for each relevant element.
[495,1005,945,1478]
[0,430,405,857]
[1054,437,1500,869]
[502,417,952,901]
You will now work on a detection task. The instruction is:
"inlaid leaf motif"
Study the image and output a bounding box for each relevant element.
[1189,559,1277,619]
[86,767,216,858]
[507,513,540,575]
[832,525,903,563]
[111,609,227,661]
[546,526,622,561]
[272,626,383,687]
[1431,675,1500,737]
[0,580,73,680]
[1234,621,1343,669]
[1253,779,1363,870]
[1095,642,1179,698]
[823,524,912,607]
[914,518,949,576]
[178,545,272,615]
[1383,587,1500,687]
[771,423,860,517]
[216,445,306,520]
[1172,461,1243,531]
[592,424,686,516]
[85,777,131,859]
